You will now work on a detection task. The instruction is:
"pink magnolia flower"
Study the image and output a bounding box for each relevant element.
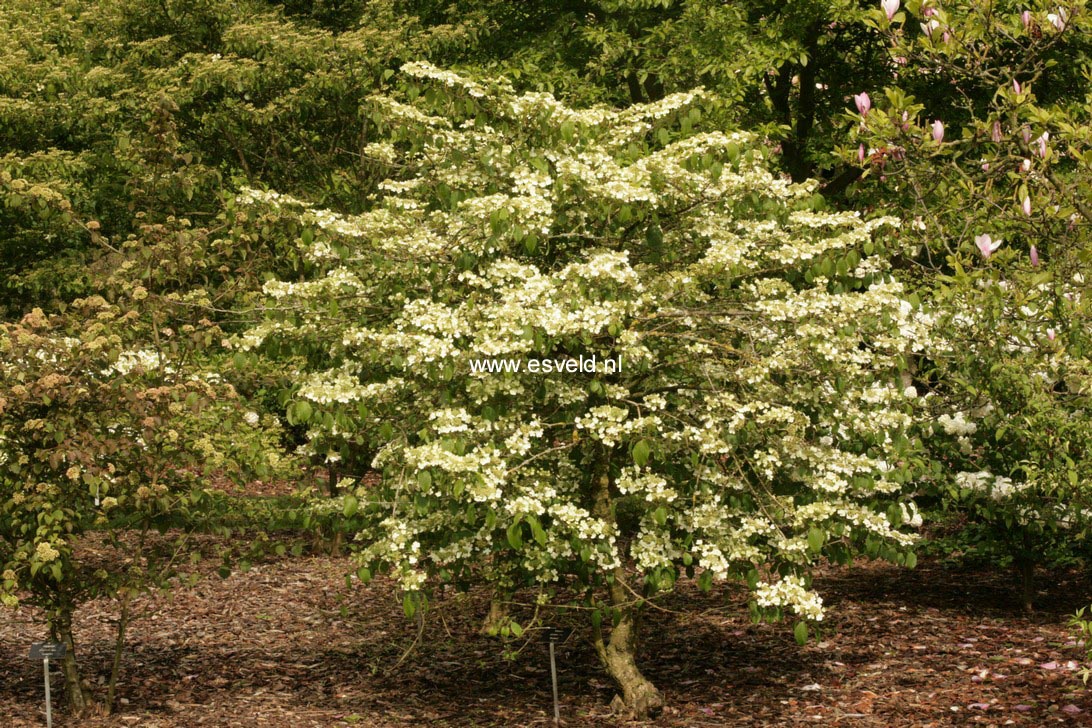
[932,120,945,143]
[1048,9,1067,30]
[854,92,872,116]
[882,0,900,20]
[1022,158,1032,172]
[1013,79,1022,94]
[1021,10,1032,27]
[942,30,952,43]
[1047,328,1056,341]
[975,234,1002,258]
[858,144,867,164]
[1030,245,1040,267]
[1036,132,1049,158]
[1022,196,1032,216]
[1022,126,1032,144]
[991,121,1003,142]
[921,19,940,36]
[981,161,991,171]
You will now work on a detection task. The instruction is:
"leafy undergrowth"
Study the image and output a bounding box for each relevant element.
[2,548,1090,726]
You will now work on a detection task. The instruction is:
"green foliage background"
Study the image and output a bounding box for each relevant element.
[1,0,1091,716]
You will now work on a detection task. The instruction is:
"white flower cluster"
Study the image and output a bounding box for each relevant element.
[955,470,1029,501]
[937,411,977,436]
[105,348,170,376]
[616,468,677,502]
[755,575,825,621]
[575,406,630,447]
[298,370,403,406]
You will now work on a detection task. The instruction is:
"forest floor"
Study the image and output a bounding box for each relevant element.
[3,534,1092,727]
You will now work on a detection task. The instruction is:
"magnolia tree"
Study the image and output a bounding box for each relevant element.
[238,64,928,717]
[844,0,1092,606]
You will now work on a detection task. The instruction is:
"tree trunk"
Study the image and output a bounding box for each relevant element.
[51,608,92,714]
[592,596,663,719]
[327,464,339,496]
[589,454,664,719]
[1018,533,1035,613]
[107,590,132,713]
[479,595,509,636]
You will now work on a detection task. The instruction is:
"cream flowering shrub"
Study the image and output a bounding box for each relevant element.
[239,63,927,718]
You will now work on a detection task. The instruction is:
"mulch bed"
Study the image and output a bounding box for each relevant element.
[3,547,1091,726]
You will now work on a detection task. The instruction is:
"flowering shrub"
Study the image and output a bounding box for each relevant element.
[844,0,1092,607]
[0,298,291,713]
[240,63,927,716]
[920,260,1092,608]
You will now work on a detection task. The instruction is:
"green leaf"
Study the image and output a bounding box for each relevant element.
[632,439,651,467]
[403,593,416,619]
[807,527,825,553]
[698,570,713,591]
[507,522,524,550]
[652,507,667,526]
[417,470,432,489]
[529,517,547,545]
[794,621,809,645]
[342,495,359,517]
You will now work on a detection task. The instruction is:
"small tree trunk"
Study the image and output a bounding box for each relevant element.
[327,464,339,497]
[479,594,509,636]
[592,595,663,719]
[1018,557,1035,613]
[1018,532,1035,613]
[52,608,92,714]
[589,454,664,719]
[1017,563,1035,611]
[107,589,132,713]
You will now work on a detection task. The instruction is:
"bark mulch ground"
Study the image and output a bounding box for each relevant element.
[3,548,1091,726]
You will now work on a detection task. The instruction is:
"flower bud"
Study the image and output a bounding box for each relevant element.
[854,92,871,116]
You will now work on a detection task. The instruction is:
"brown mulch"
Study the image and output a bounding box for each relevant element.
[210,469,383,498]
[2,549,1091,727]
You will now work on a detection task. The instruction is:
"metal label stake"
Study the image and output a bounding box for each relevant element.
[541,628,572,725]
[549,641,559,724]
[29,642,66,728]
[43,657,52,728]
